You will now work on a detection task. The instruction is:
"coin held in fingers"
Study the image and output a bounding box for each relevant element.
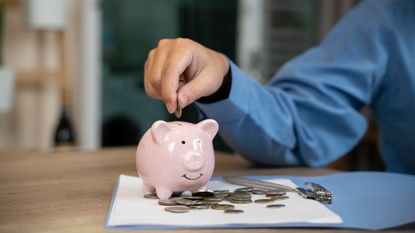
[174,98,182,118]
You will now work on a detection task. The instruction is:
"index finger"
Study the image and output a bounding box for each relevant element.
[161,48,193,113]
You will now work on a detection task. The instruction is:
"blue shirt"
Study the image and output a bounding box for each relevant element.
[196,0,415,174]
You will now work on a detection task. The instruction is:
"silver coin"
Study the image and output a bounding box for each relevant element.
[213,190,230,194]
[192,190,215,197]
[164,206,189,213]
[234,187,253,193]
[203,197,224,202]
[202,200,221,205]
[228,193,251,199]
[187,200,204,206]
[224,209,244,214]
[183,196,204,200]
[214,194,228,199]
[227,195,251,201]
[143,193,158,199]
[266,190,287,196]
[269,195,289,201]
[228,199,252,204]
[172,197,193,205]
[266,204,286,208]
[211,204,235,210]
[254,198,275,204]
[189,204,210,210]
[174,98,182,118]
[252,189,267,195]
[158,199,177,206]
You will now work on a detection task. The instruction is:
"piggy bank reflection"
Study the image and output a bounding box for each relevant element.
[136,119,219,199]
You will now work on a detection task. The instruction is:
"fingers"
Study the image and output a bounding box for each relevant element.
[177,71,216,108]
[144,39,193,113]
[160,46,194,113]
[144,40,172,100]
[144,49,158,98]
[144,38,229,114]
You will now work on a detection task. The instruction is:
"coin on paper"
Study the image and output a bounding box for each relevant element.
[224,209,244,214]
[192,190,215,197]
[266,204,286,209]
[143,193,158,199]
[211,204,235,210]
[266,190,287,196]
[158,199,177,206]
[254,198,274,204]
[268,195,289,201]
[164,206,190,213]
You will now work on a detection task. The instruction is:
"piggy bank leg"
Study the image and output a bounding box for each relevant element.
[142,183,156,194]
[155,187,173,200]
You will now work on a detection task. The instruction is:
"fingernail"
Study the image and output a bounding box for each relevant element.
[166,103,174,113]
[177,95,184,109]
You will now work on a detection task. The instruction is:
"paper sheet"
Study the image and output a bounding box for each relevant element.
[106,175,342,229]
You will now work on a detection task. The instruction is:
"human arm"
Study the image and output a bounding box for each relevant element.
[196,0,391,167]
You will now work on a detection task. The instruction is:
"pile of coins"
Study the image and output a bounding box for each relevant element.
[144,187,289,214]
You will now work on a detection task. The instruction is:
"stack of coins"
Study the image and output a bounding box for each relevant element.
[144,186,289,214]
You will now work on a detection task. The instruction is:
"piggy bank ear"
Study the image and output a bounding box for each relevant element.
[151,120,172,144]
[197,119,219,139]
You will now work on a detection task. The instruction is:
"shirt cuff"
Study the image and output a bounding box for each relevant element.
[195,60,258,122]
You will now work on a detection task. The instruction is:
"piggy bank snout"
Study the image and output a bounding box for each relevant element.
[182,152,204,172]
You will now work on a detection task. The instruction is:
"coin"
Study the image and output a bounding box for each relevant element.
[211,204,235,210]
[143,193,158,199]
[234,187,253,193]
[268,195,289,201]
[213,190,230,194]
[228,199,252,204]
[164,206,189,213]
[227,195,251,201]
[202,200,221,205]
[183,196,204,200]
[187,200,204,206]
[192,190,215,197]
[203,197,224,202]
[189,204,210,210]
[172,198,193,206]
[252,189,267,195]
[158,199,177,206]
[174,98,182,118]
[224,209,244,214]
[254,198,275,204]
[266,190,287,196]
[155,188,290,214]
[266,204,286,208]
[228,193,251,199]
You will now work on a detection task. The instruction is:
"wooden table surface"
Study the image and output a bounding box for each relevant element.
[0,148,410,233]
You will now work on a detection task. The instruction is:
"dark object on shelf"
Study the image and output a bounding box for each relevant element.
[54,108,76,147]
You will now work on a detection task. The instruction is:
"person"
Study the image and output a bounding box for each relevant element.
[143,0,415,174]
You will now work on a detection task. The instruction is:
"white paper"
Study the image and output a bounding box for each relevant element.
[107,175,342,228]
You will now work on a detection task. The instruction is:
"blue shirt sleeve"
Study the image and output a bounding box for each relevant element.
[196,0,393,167]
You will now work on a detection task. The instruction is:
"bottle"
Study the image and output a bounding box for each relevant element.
[54,108,76,150]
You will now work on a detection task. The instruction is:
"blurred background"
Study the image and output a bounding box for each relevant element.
[0,0,383,171]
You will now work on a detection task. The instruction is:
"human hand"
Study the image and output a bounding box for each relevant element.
[144,38,229,114]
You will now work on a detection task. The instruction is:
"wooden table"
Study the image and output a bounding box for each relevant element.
[0,148,406,233]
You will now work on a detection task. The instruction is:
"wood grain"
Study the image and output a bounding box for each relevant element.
[0,148,404,233]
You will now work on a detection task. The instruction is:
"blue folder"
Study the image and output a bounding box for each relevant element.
[106,172,415,230]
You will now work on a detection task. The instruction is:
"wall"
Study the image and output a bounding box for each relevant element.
[0,0,98,151]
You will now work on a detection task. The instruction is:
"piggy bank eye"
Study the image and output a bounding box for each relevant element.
[181,140,186,144]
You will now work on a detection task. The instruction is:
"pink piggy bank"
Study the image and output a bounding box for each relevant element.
[136,119,219,199]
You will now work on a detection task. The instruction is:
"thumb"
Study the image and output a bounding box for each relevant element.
[177,72,222,109]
